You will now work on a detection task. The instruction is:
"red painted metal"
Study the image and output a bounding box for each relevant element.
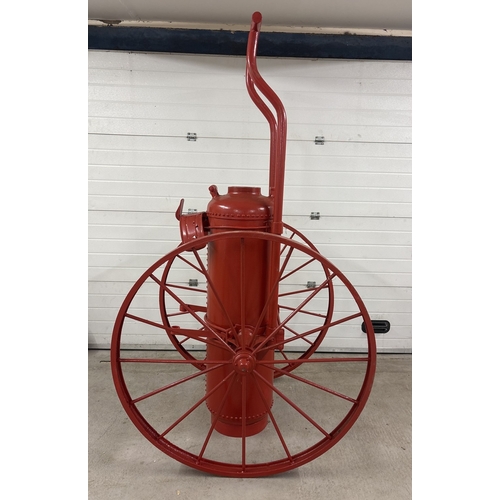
[110,11,377,477]
[158,221,333,374]
[204,185,274,436]
[245,11,287,235]
[111,232,376,477]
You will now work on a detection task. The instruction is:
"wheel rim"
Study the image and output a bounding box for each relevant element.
[158,223,334,375]
[111,231,376,477]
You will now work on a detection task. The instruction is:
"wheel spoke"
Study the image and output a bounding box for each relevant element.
[150,273,235,354]
[179,303,207,313]
[192,249,241,348]
[283,325,314,346]
[263,312,363,352]
[122,313,233,353]
[162,328,231,351]
[238,238,247,347]
[164,310,190,319]
[280,230,296,256]
[165,327,217,345]
[254,273,336,355]
[253,370,331,438]
[124,313,165,330]
[276,348,290,361]
[279,241,295,271]
[261,364,358,404]
[278,304,327,319]
[279,257,316,282]
[175,253,205,275]
[279,285,330,298]
[251,371,293,462]
[160,369,235,438]
[196,374,237,463]
[162,282,207,294]
[131,363,226,404]
[120,357,230,364]
[257,356,369,364]
[248,245,305,348]
[241,374,247,471]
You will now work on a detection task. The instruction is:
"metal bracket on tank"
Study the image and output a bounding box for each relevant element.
[175,198,208,249]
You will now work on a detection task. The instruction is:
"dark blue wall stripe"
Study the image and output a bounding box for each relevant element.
[88,26,411,61]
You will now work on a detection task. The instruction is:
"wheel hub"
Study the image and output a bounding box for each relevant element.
[233,351,256,374]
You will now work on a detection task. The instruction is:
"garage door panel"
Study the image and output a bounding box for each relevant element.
[88,50,412,352]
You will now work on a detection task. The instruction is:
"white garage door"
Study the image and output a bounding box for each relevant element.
[88,50,411,352]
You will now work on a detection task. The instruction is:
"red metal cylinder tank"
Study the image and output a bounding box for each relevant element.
[204,185,275,437]
[206,185,271,327]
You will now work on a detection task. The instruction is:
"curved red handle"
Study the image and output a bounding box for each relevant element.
[246,12,287,234]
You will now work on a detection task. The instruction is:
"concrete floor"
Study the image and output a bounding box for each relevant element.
[88,350,411,499]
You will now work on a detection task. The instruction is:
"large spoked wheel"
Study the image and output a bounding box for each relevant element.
[111,231,376,477]
[158,223,334,375]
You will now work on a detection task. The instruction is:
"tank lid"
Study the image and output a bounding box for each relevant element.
[228,186,261,195]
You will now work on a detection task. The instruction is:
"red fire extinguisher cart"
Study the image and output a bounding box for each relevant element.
[111,12,376,477]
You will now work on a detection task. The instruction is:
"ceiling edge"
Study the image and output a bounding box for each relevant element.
[88,19,412,37]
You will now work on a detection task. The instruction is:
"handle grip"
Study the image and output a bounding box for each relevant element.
[250,11,263,32]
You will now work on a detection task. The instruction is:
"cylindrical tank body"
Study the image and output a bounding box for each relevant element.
[206,186,271,328]
[204,186,275,437]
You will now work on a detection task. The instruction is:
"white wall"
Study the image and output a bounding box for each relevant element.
[88,50,411,352]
